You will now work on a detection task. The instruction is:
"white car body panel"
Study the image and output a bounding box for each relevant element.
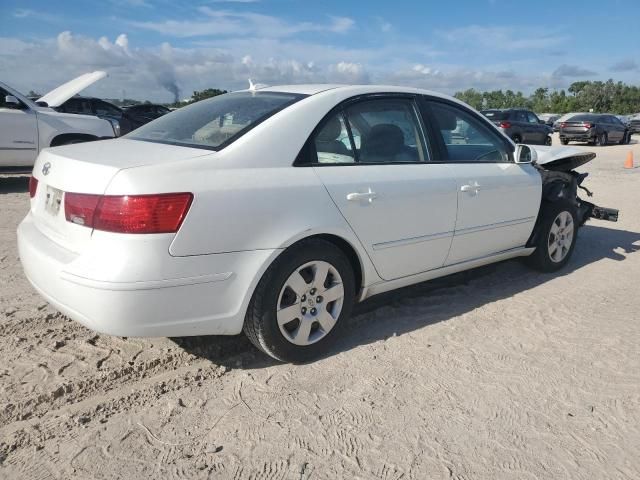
[314,164,458,280]
[445,163,541,265]
[0,76,115,168]
[18,83,568,340]
[37,71,107,108]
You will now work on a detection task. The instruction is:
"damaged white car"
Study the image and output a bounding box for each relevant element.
[0,71,118,169]
[17,85,618,362]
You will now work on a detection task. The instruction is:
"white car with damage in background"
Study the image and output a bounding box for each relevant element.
[0,71,119,170]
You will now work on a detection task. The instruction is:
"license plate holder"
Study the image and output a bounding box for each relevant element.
[45,186,63,216]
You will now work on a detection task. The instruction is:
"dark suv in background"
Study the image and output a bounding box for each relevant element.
[481,109,552,145]
[559,114,630,146]
[53,97,168,135]
[123,104,171,126]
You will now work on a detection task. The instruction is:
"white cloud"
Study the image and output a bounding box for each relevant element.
[130,8,355,38]
[439,25,567,52]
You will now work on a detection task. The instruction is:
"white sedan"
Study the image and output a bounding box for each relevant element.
[17,84,617,362]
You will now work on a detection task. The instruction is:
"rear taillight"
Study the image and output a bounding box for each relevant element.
[583,122,592,129]
[499,121,512,129]
[65,192,193,234]
[65,193,101,227]
[29,177,38,198]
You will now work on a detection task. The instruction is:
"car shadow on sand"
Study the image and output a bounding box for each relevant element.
[172,224,640,368]
[0,175,29,194]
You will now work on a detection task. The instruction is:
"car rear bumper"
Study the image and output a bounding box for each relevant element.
[559,132,594,141]
[17,213,278,337]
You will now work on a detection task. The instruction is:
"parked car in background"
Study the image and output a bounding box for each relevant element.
[553,113,587,132]
[481,108,552,145]
[18,84,618,362]
[628,114,640,135]
[123,104,171,126]
[537,113,561,127]
[54,96,139,135]
[559,113,630,145]
[1,72,117,169]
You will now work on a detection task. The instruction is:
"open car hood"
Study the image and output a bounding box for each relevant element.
[533,145,596,172]
[37,71,107,108]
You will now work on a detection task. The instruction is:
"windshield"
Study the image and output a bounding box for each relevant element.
[481,110,509,120]
[127,91,306,150]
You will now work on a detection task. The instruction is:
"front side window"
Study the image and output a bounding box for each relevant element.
[527,112,539,124]
[128,91,305,150]
[427,101,510,163]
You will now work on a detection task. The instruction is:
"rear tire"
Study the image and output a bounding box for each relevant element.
[525,201,578,273]
[512,134,522,144]
[545,136,552,146]
[243,239,355,363]
[595,132,607,146]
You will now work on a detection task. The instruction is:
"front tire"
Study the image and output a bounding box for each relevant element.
[243,239,355,363]
[526,201,578,272]
[560,138,570,145]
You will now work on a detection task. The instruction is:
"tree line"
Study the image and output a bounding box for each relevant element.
[454,80,640,115]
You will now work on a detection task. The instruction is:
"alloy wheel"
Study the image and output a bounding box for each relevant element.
[276,260,344,346]
[547,211,574,263]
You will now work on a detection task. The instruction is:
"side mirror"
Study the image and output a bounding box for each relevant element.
[538,119,546,124]
[515,144,537,164]
[4,95,23,109]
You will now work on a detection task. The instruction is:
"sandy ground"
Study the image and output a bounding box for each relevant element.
[1,134,639,479]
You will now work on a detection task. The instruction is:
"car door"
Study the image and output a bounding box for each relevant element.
[606,115,625,142]
[307,96,458,281]
[423,98,541,265]
[512,110,529,142]
[526,111,546,144]
[0,87,38,167]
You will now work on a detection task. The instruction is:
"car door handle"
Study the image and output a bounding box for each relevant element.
[347,189,377,203]
[460,182,481,193]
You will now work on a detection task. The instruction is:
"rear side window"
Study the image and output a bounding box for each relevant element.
[128,92,306,150]
[482,110,509,121]
[309,97,428,164]
[427,101,510,163]
[515,111,528,122]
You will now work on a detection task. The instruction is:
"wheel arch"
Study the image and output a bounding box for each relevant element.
[49,133,99,147]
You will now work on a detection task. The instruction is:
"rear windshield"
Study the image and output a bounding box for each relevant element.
[481,110,509,120]
[127,91,306,150]
[567,114,598,122]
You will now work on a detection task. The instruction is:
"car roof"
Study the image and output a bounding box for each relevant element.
[243,84,457,101]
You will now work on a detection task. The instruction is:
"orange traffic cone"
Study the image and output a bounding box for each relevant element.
[624,151,634,169]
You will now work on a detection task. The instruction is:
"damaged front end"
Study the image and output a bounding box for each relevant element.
[533,146,619,225]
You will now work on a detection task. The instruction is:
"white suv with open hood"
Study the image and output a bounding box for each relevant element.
[0,71,118,169]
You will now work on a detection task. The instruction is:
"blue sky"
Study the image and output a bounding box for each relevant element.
[1,0,639,101]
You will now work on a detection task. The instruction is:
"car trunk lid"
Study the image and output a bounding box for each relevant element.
[561,121,592,133]
[30,139,211,253]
